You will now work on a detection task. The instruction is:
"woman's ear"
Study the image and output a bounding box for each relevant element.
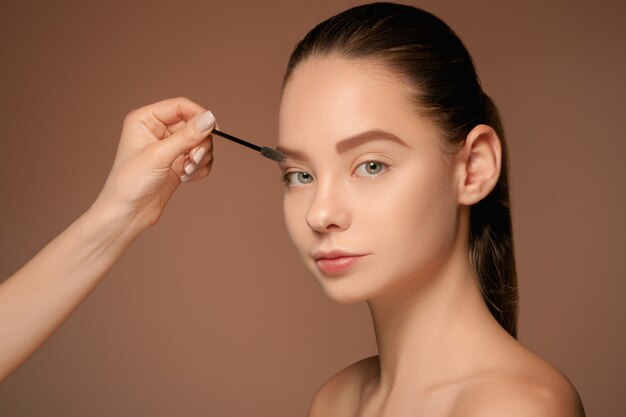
[455,124,502,205]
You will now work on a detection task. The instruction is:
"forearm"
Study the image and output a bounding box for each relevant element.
[0,200,145,382]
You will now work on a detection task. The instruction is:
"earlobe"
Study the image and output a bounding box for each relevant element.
[456,124,502,206]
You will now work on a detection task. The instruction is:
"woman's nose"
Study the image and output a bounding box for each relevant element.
[305,180,351,233]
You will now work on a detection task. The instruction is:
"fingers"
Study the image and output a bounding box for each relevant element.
[164,116,218,137]
[141,97,206,126]
[155,110,216,168]
[123,97,207,140]
[181,151,214,183]
[165,120,186,136]
[182,137,213,176]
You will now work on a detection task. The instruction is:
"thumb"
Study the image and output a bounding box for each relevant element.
[155,110,216,166]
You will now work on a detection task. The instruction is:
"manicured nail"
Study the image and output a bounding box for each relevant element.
[180,173,192,182]
[195,110,215,132]
[184,160,197,175]
[193,148,206,165]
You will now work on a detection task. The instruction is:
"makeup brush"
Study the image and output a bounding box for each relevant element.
[211,128,286,163]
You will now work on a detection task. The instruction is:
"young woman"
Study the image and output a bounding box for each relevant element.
[0,2,584,415]
[276,3,585,416]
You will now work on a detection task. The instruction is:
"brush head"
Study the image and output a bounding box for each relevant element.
[260,146,287,163]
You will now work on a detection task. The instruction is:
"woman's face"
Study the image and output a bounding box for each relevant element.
[277,55,461,304]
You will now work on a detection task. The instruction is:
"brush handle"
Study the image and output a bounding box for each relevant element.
[211,128,286,162]
[212,129,261,152]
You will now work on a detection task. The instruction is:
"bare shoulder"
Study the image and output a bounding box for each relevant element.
[306,355,379,417]
[451,350,586,417]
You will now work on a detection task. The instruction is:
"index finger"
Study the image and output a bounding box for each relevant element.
[139,97,207,126]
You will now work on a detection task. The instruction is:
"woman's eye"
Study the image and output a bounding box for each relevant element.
[281,171,313,186]
[355,160,388,177]
[281,161,389,187]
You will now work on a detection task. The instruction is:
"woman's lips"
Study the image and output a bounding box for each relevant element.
[316,255,367,274]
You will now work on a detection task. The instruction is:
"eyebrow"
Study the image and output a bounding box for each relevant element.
[276,129,409,162]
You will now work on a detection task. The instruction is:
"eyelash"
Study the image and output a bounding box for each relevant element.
[280,160,390,187]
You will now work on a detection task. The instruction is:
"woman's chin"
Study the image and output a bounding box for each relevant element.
[303,260,383,304]
[316,279,375,304]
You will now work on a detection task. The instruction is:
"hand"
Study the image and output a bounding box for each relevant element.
[0,98,216,383]
[94,97,216,230]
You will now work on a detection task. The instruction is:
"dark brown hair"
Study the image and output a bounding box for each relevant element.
[282,2,519,338]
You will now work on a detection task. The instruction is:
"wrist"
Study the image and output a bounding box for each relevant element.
[84,197,148,243]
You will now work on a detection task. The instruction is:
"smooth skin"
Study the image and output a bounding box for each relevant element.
[278,55,585,416]
[0,97,215,383]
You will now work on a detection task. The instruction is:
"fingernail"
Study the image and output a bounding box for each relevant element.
[180,173,193,182]
[193,148,206,165]
[195,110,215,132]
[184,160,197,175]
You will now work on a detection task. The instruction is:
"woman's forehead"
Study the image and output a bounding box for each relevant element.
[278,56,433,149]
[280,55,412,114]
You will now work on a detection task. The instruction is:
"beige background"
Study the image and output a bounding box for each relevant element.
[0,0,624,415]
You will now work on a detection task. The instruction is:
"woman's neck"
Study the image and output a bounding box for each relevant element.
[365,211,510,397]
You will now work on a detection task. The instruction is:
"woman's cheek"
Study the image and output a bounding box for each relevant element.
[378,164,457,277]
